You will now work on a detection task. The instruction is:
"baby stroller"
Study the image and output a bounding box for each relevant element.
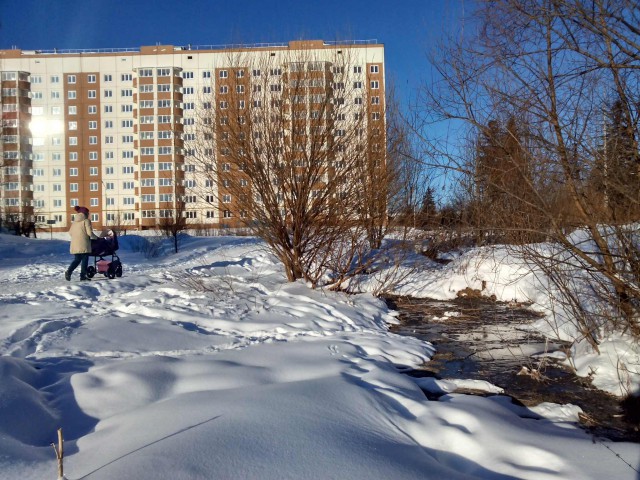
[86,229,123,280]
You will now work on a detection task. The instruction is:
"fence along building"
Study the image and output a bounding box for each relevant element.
[0,40,385,232]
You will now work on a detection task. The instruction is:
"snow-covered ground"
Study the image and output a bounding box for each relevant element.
[0,233,638,479]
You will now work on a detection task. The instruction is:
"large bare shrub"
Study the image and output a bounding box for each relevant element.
[186,46,395,286]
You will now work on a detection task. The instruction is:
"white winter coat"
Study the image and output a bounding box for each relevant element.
[69,213,98,254]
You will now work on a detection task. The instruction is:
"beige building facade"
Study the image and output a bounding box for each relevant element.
[0,40,385,231]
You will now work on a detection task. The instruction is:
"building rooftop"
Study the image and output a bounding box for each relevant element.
[1,39,380,57]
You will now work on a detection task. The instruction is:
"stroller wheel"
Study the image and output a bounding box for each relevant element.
[87,266,96,279]
[115,263,123,278]
[107,264,116,279]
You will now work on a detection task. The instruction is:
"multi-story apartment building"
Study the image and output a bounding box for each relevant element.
[0,40,385,231]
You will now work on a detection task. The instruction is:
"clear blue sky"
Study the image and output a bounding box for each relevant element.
[0,0,469,104]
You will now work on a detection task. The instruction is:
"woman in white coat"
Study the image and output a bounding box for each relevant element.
[65,206,98,281]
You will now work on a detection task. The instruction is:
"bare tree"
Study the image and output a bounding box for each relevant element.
[186,46,391,286]
[414,0,640,345]
[158,199,188,254]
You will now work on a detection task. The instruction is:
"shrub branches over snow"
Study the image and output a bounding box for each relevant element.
[359,233,640,396]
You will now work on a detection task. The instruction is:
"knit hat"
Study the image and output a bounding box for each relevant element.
[74,205,90,216]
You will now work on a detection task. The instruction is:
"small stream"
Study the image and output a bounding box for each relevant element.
[386,295,640,443]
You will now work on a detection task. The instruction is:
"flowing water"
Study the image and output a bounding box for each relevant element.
[386,295,640,443]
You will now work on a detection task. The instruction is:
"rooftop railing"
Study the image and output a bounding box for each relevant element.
[15,40,379,56]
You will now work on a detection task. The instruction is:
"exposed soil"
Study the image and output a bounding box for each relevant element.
[385,295,640,443]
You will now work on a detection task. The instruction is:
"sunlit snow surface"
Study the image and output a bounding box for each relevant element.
[0,233,638,480]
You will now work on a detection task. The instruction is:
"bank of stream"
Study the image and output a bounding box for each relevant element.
[386,295,640,443]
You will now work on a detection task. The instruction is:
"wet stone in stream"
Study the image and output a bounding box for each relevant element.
[385,295,640,443]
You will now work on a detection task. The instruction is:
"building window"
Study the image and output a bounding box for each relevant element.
[89,105,97,114]
[104,90,113,98]
[123,181,134,189]
[90,167,98,176]
[104,105,113,113]
[371,96,380,105]
[90,136,98,145]
[121,89,133,97]
[70,152,78,161]
[88,90,96,98]
[70,168,78,176]
[219,85,228,94]
[89,121,97,129]
[69,137,78,146]
[68,90,77,99]
[218,70,227,78]
[157,68,171,77]
[88,74,96,83]
[89,152,98,161]
[370,80,379,89]
[121,73,132,81]
[90,198,99,207]
[182,71,194,79]
[123,166,134,174]
[70,183,79,192]
[139,69,153,77]
[68,75,76,84]
[104,74,112,82]
[370,65,379,73]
